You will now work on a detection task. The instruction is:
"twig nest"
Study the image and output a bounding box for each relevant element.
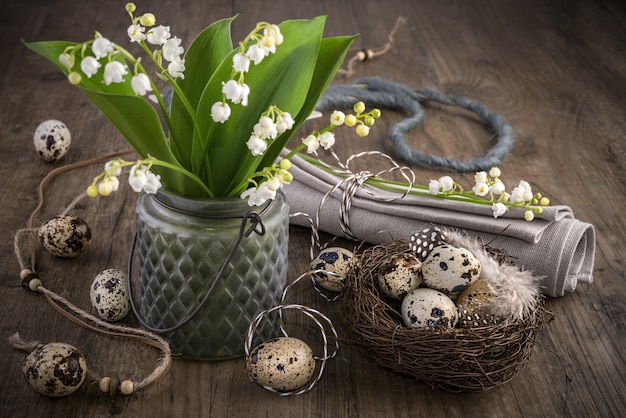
[22,342,87,397]
[38,215,91,258]
[90,269,131,322]
[456,279,501,328]
[33,119,71,162]
[246,337,316,391]
[422,245,481,296]
[311,247,353,292]
[377,253,422,300]
[401,288,458,328]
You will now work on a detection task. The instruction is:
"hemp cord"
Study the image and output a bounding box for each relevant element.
[12,148,173,395]
[318,77,515,172]
[337,16,408,78]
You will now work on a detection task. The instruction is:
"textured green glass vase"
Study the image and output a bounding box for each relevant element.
[134,188,289,360]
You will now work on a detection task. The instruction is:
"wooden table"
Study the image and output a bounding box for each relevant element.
[1,1,624,417]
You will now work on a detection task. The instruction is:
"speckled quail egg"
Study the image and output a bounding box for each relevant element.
[246,337,316,391]
[409,227,446,261]
[33,119,71,162]
[38,215,91,258]
[22,342,87,397]
[311,247,354,292]
[456,279,500,328]
[90,269,131,322]
[377,253,423,300]
[422,244,481,296]
[401,288,458,329]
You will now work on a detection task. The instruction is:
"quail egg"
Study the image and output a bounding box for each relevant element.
[456,279,500,328]
[246,337,316,391]
[377,253,422,300]
[401,288,458,329]
[311,247,353,292]
[33,119,71,162]
[422,244,481,296]
[90,269,131,322]
[22,342,87,397]
[38,215,91,258]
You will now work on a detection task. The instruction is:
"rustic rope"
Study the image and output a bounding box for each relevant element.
[11,148,174,396]
[337,17,408,78]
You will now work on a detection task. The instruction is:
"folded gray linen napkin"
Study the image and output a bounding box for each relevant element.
[282,153,595,297]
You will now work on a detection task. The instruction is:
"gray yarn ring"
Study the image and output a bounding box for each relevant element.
[316,77,514,172]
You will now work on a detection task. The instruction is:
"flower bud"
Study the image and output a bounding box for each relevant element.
[489,167,501,178]
[87,185,99,197]
[540,197,550,206]
[364,115,375,126]
[355,124,370,137]
[279,159,292,170]
[277,170,293,184]
[344,114,357,127]
[353,101,365,114]
[125,3,136,13]
[371,108,381,118]
[68,72,82,85]
[140,13,156,27]
[524,210,535,222]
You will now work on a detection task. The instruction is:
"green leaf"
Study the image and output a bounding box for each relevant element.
[168,17,234,169]
[191,17,329,196]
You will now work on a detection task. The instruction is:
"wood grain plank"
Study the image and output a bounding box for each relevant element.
[1,0,624,417]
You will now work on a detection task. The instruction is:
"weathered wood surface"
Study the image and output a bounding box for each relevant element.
[1,0,624,417]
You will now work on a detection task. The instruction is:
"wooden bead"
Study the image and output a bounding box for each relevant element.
[99,377,111,393]
[109,377,120,398]
[28,278,42,291]
[120,380,134,395]
[20,270,42,291]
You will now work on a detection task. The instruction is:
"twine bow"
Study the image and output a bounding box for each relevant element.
[315,149,415,243]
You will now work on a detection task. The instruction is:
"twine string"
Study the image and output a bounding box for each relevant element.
[11,149,173,395]
[244,303,339,396]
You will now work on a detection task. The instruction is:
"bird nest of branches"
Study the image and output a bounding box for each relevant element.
[341,239,552,392]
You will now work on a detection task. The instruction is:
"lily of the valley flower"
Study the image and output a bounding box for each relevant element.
[246,134,267,156]
[103,61,128,85]
[129,163,161,193]
[131,73,152,95]
[241,181,276,206]
[425,167,549,220]
[80,56,101,78]
[210,102,231,123]
[98,176,120,196]
[222,80,250,106]
[92,36,114,59]
[492,202,507,218]
[127,24,146,42]
[510,180,534,204]
[167,58,185,79]
[233,53,251,73]
[162,36,184,62]
[302,134,320,154]
[147,25,171,45]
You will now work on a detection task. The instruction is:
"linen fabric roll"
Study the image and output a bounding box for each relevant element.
[283,153,595,297]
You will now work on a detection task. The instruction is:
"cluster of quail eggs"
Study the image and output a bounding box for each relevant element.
[380,227,500,330]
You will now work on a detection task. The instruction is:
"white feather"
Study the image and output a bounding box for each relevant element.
[444,229,542,322]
